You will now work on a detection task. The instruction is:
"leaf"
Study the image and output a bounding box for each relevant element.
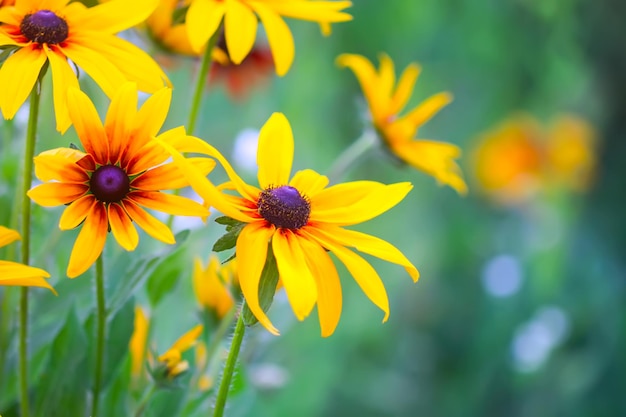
[214,216,241,227]
[212,222,245,252]
[147,249,185,307]
[242,244,279,326]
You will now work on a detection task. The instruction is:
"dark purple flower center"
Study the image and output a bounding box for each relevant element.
[258,185,310,230]
[20,10,68,45]
[90,165,130,204]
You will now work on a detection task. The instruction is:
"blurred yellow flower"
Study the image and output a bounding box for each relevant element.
[185,0,352,75]
[146,0,197,56]
[338,53,467,194]
[0,0,170,132]
[129,306,150,379]
[472,113,597,204]
[193,255,237,319]
[28,83,212,277]
[158,324,204,379]
[160,112,419,337]
[0,226,55,293]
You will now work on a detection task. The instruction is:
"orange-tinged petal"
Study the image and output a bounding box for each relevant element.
[33,152,88,183]
[123,200,175,244]
[27,183,88,207]
[59,195,96,230]
[132,158,215,191]
[125,141,169,175]
[128,191,209,217]
[236,221,279,335]
[257,113,294,188]
[225,0,257,65]
[310,182,413,225]
[0,45,46,120]
[108,203,139,251]
[389,62,420,115]
[403,91,453,130]
[67,203,108,278]
[105,82,137,163]
[134,86,172,139]
[250,3,294,76]
[289,169,329,197]
[76,0,158,34]
[0,226,20,248]
[66,87,109,164]
[44,44,79,133]
[299,238,342,337]
[187,0,225,53]
[272,230,317,321]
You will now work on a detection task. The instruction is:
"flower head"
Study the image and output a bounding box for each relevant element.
[157,324,204,379]
[0,226,55,292]
[185,0,352,76]
[160,113,419,337]
[28,83,211,277]
[193,255,237,319]
[0,0,170,132]
[338,53,467,194]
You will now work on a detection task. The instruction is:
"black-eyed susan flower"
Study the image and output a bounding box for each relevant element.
[186,0,352,76]
[0,226,55,292]
[159,113,419,337]
[337,53,468,194]
[0,0,170,132]
[157,324,203,379]
[28,83,212,278]
[193,254,237,319]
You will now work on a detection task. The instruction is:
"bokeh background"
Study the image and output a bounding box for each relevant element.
[1,0,625,416]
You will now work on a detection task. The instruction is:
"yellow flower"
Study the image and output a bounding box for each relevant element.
[158,324,204,379]
[337,53,467,194]
[193,255,237,319]
[0,226,55,293]
[0,0,170,132]
[28,83,212,278]
[146,0,197,56]
[159,113,419,337]
[129,306,150,379]
[185,0,352,76]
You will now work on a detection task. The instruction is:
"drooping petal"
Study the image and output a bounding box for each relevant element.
[66,87,109,164]
[336,54,380,118]
[67,203,108,278]
[0,226,20,248]
[74,0,158,34]
[251,3,294,76]
[0,262,55,293]
[27,183,88,207]
[131,158,215,191]
[123,200,175,244]
[128,191,209,217]
[44,45,79,133]
[272,230,317,321]
[289,169,329,197]
[257,112,294,188]
[0,45,46,120]
[59,195,96,230]
[105,82,138,163]
[225,0,257,64]
[186,0,225,53]
[403,92,453,130]
[236,222,279,335]
[108,203,139,251]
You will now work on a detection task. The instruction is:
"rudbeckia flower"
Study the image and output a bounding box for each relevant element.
[186,0,352,76]
[159,113,419,337]
[28,83,211,278]
[0,0,170,132]
[0,226,55,292]
[193,254,237,319]
[337,53,467,194]
[157,324,204,379]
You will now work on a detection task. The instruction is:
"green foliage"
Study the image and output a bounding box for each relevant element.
[212,216,246,253]
[242,244,279,328]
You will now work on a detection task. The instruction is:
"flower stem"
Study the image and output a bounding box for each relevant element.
[212,306,246,417]
[187,31,219,136]
[327,129,378,182]
[134,384,157,417]
[19,83,41,417]
[92,255,106,417]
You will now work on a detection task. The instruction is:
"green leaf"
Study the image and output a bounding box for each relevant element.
[214,216,241,226]
[242,244,279,327]
[212,221,245,252]
[146,249,185,307]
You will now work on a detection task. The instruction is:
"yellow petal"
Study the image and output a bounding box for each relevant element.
[134,86,172,139]
[187,0,225,53]
[193,257,210,307]
[0,45,46,120]
[389,62,420,116]
[0,262,55,294]
[225,0,257,65]
[67,203,108,278]
[75,0,158,34]
[66,87,109,164]
[0,226,20,248]
[124,141,169,176]
[168,324,203,354]
[33,152,88,183]
[236,222,279,335]
[105,82,138,163]
[272,230,317,321]
[44,45,79,133]
[289,169,329,197]
[108,203,139,251]
[266,2,352,22]
[251,3,294,76]
[128,191,209,217]
[27,183,88,207]
[59,195,96,230]
[257,112,294,189]
[123,200,175,244]
[132,158,215,191]
[377,53,395,106]
[130,306,149,378]
[403,92,453,129]
[336,53,380,118]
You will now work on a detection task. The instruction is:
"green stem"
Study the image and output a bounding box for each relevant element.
[327,129,378,182]
[19,83,41,417]
[212,307,246,417]
[134,384,157,417]
[204,307,236,374]
[187,32,219,136]
[92,256,106,417]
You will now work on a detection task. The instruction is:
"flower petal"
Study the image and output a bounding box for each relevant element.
[66,87,109,164]
[108,203,139,251]
[28,183,88,207]
[0,45,46,120]
[377,53,395,106]
[59,195,96,230]
[105,82,137,163]
[123,200,175,244]
[134,86,172,139]
[336,53,380,118]
[250,3,294,76]
[257,112,294,188]
[132,158,216,191]
[187,0,225,53]
[390,62,420,115]
[403,91,453,129]
[44,44,79,133]
[289,169,329,197]
[236,221,279,335]
[0,226,20,248]
[0,262,55,294]
[67,202,108,278]
[225,0,257,64]
[33,151,88,183]
[264,1,352,22]
[167,324,204,354]
[128,191,209,217]
[272,230,317,321]
[75,0,158,34]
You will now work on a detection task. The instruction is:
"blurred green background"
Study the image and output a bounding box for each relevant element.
[1,0,625,416]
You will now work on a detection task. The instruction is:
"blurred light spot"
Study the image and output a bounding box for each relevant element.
[481,254,522,297]
[511,306,570,372]
[232,128,259,174]
[249,363,289,390]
